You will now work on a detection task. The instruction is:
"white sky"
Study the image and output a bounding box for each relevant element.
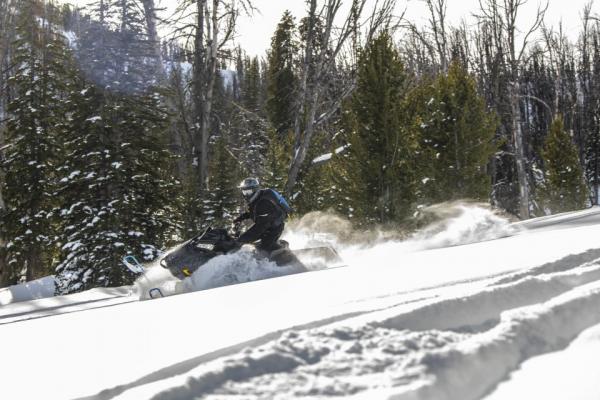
[63,0,596,56]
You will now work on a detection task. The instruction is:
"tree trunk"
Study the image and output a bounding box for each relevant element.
[141,0,166,81]
[286,0,329,194]
[290,0,316,166]
[141,0,189,184]
[191,0,220,193]
[285,80,320,195]
[199,0,220,190]
[192,0,207,193]
[510,81,530,219]
[25,251,38,282]
[0,0,15,288]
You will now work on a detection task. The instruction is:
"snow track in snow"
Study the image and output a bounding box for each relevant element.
[368,256,600,332]
[110,250,600,400]
[0,287,134,325]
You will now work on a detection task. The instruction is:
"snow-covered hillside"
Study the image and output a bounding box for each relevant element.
[2,206,600,400]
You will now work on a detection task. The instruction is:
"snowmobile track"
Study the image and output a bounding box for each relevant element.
[0,294,136,325]
[102,250,600,400]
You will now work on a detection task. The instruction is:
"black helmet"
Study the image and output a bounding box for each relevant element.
[238,177,260,203]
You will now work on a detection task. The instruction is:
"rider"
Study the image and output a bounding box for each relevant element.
[233,177,290,253]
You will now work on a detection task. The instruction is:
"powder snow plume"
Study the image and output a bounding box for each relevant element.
[284,202,519,270]
[409,202,519,250]
[134,258,183,300]
[135,202,517,299]
[134,246,307,299]
[182,251,305,292]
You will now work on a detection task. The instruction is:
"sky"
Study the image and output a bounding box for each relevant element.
[63,0,596,56]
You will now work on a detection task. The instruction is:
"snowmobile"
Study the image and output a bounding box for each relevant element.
[159,226,343,280]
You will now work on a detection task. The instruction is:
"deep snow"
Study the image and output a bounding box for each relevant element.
[2,205,600,400]
[485,322,600,400]
[0,275,55,305]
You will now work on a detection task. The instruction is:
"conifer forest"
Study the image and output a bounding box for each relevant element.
[0,0,596,292]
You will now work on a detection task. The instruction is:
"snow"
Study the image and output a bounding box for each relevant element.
[485,322,600,400]
[4,206,600,399]
[0,276,56,306]
[63,30,77,48]
[86,116,102,123]
[182,250,306,292]
[312,152,333,164]
[219,69,236,91]
[312,144,350,164]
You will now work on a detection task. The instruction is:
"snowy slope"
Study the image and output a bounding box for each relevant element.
[485,322,600,400]
[2,206,600,400]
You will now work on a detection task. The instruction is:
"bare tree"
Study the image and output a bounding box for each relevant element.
[398,0,449,75]
[168,0,254,199]
[477,0,548,219]
[579,2,600,204]
[285,0,397,195]
[426,0,449,71]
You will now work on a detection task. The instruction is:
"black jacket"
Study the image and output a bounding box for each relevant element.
[237,189,286,244]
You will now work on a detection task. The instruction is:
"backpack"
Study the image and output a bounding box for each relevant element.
[268,189,293,215]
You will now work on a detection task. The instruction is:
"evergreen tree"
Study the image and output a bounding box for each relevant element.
[338,32,418,225]
[408,61,498,204]
[77,0,158,93]
[539,116,588,213]
[228,54,269,178]
[0,1,71,282]
[263,128,293,191]
[292,132,344,215]
[53,0,181,294]
[266,11,298,135]
[54,83,180,294]
[583,32,600,205]
[200,136,242,228]
[243,56,263,113]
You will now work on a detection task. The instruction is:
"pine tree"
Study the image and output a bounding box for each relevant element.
[200,136,242,228]
[263,128,293,191]
[338,32,418,225]
[539,116,588,213]
[77,0,158,93]
[408,61,498,204]
[266,11,298,135]
[292,134,343,215]
[54,83,180,294]
[0,1,71,282]
[53,0,181,294]
[243,56,263,113]
[228,54,269,178]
